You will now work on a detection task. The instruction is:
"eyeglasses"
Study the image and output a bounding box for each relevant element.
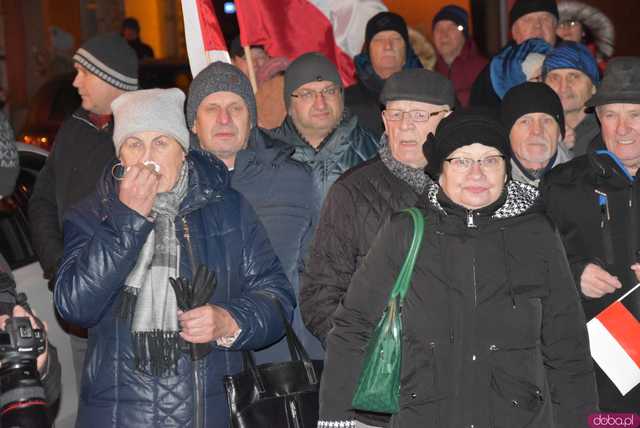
[290,86,342,102]
[444,155,505,171]
[383,109,450,122]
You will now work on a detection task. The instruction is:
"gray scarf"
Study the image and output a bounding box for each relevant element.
[379,137,433,194]
[118,162,189,376]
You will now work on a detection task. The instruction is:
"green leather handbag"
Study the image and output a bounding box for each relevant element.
[351,207,425,414]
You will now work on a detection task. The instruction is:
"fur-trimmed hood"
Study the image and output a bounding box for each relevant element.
[558,1,615,59]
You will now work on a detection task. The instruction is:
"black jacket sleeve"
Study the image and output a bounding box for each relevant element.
[28,142,63,283]
[469,63,501,108]
[541,229,599,424]
[299,182,360,342]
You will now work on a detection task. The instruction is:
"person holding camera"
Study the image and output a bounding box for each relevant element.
[0,138,61,426]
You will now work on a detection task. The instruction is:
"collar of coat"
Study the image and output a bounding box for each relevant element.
[233,128,296,175]
[427,180,539,219]
[282,111,358,156]
[589,149,637,185]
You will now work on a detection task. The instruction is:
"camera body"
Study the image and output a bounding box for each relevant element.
[0,271,50,427]
[0,316,46,364]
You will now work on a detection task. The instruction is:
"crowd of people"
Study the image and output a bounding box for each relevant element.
[1,0,637,426]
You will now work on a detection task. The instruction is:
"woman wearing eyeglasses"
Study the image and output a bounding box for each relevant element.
[318,109,598,428]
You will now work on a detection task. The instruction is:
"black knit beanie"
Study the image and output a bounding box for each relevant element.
[510,0,559,26]
[283,52,342,110]
[500,82,565,138]
[432,5,470,39]
[362,12,410,54]
[424,108,511,179]
[73,33,138,91]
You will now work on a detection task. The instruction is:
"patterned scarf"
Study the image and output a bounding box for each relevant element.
[427,180,539,219]
[118,162,189,376]
[379,137,433,194]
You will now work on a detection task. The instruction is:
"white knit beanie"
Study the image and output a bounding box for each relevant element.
[111,88,190,154]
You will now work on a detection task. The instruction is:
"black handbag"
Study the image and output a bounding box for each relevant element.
[224,302,323,428]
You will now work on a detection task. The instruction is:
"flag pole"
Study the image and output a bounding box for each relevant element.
[243,45,258,94]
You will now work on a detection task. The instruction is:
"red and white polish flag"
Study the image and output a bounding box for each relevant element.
[587,283,640,395]
[234,0,387,86]
[181,0,231,78]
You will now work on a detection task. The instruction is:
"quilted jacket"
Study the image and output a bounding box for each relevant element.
[54,150,295,428]
[267,112,380,202]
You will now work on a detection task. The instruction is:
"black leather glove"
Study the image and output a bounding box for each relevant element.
[169,265,217,361]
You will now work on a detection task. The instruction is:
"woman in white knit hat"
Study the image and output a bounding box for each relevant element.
[53,88,294,428]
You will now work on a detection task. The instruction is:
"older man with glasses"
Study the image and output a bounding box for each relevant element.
[268,52,379,206]
[300,68,455,345]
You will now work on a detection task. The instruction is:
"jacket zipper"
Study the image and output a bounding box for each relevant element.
[466,210,477,229]
[180,216,203,428]
[629,183,639,268]
[595,190,615,265]
[472,260,478,307]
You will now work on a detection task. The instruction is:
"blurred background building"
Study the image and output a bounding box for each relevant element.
[1,0,639,147]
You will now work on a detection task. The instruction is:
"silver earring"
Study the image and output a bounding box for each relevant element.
[111,162,127,181]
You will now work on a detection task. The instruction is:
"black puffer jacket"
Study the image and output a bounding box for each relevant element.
[300,156,422,342]
[319,181,598,428]
[541,149,640,411]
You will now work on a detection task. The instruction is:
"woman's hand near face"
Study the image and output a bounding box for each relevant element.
[118,164,160,217]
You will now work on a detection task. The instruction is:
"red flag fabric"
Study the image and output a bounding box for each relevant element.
[588,283,640,395]
[235,0,359,86]
[181,0,230,77]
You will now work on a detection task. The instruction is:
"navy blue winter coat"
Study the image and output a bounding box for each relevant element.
[54,150,295,428]
[229,129,324,362]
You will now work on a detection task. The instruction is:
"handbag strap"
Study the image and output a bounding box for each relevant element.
[241,297,320,390]
[390,207,424,302]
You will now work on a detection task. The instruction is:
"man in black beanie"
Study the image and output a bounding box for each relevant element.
[344,11,423,138]
[470,0,560,107]
[268,52,379,205]
[29,33,138,392]
[501,81,570,187]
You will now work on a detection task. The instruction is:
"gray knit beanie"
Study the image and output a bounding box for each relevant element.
[111,88,190,154]
[284,52,342,110]
[186,61,257,129]
[73,33,138,91]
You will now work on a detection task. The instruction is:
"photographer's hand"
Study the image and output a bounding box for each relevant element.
[0,306,49,373]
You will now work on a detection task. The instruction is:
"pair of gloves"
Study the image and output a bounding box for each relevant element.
[169,265,217,361]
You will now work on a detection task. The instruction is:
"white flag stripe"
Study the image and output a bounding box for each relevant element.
[181,0,230,78]
[312,0,388,57]
[587,317,640,395]
[206,50,231,64]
